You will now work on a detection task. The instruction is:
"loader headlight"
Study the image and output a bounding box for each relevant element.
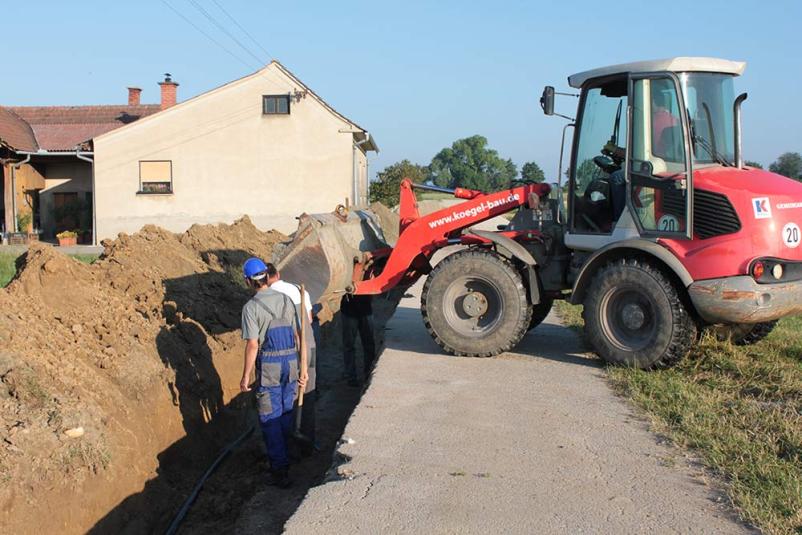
[772,263,784,280]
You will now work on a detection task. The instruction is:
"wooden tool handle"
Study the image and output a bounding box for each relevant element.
[297,284,308,412]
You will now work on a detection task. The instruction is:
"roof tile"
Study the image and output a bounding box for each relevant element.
[0,104,160,152]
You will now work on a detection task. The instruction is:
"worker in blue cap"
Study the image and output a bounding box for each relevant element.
[240,257,306,488]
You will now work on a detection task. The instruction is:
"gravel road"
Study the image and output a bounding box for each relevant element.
[283,280,749,534]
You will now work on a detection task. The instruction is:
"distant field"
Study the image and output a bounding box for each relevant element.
[555,301,802,535]
[0,252,98,287]
[415,191,454,201]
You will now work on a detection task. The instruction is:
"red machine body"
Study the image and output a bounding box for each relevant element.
[353,179,551,295]
[661,167,802,280]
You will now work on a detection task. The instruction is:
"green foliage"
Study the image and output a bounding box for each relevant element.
[0,253,19,289]
[16,211,32,233]
[429,135,517,191]
[369,160,428,207]
[575,158,604,187]
[744,160,763,169]
[769,152,802,180]
[554,301,802,535]
[521,161,546,182]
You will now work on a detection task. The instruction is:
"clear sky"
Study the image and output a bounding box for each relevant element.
[2,0,800,181]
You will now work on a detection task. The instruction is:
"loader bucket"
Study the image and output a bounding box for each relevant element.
[274,206,396,323]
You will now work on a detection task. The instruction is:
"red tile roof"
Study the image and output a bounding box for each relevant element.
[0,104,160,152]
[0,106,38,152]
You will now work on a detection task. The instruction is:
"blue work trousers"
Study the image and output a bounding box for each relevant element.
[256,354,298,470]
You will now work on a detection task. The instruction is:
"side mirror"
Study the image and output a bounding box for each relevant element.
[540,86,555,116]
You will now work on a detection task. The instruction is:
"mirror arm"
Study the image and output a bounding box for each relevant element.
[553,112,576,122]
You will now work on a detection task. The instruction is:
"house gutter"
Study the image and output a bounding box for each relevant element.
[352,133,371,207]
[10,154,31,232]
[75,148,96,246]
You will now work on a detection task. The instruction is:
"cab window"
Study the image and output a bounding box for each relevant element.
[570,78,628,234]
[630,76,689,235]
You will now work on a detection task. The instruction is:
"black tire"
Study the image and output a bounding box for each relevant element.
[421,249,531,357]
[712,321,777,346]
[582,258,696,369]
[528,297,554,331]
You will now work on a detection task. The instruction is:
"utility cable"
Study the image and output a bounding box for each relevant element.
[187,0,267,66]
[210,0,273,61]
[164,424,255,535]
[161,0,256,70]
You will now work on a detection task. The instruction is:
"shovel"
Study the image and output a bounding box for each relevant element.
[292,284,314,449]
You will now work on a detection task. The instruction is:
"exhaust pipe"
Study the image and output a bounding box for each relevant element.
[733,92,748,169]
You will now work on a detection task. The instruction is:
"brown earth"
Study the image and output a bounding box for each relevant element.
[0,217,287,534]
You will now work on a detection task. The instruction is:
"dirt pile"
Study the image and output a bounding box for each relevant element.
[0,217,285,534]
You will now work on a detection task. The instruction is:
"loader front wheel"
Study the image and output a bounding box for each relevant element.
[422,249,531,357]
[582,258,696,369]
[711,321,777,346]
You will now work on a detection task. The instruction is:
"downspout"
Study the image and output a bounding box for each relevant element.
[75,148,95,245]
[353,133,371,207]
[11,154,31,232]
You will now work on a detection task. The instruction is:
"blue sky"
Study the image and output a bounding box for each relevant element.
[2,0,800,180]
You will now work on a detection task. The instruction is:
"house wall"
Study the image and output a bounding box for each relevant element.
[94,66,366,239]
[39,160,92,237]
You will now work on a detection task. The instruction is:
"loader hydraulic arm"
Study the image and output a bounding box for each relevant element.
[354,179,551,295]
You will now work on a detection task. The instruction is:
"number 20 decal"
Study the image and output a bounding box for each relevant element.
[658,214,679,232]
[783,222,800,249]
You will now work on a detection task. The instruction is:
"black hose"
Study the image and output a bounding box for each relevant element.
[164,424,256,535]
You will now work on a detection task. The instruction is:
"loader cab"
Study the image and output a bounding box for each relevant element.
[543,57,747,251]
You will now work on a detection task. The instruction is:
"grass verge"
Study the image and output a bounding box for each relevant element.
[554,300,802,535]
[0,251,98,288]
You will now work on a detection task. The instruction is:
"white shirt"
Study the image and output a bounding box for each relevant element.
[271,279,313,317]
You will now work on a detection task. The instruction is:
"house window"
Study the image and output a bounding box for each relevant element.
[139,160,173,194]
[263,95,290,115]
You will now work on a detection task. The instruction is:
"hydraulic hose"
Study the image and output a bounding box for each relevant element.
[164,424,256,535]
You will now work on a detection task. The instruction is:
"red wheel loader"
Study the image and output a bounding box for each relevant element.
[277,57,802,369]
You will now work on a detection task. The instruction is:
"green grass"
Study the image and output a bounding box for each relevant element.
[554,300,802,535]
[0,251,98,287]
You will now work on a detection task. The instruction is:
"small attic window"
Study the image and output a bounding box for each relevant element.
[263,95,290,115]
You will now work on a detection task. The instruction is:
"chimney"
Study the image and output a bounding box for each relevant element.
[158,73,179,110]
[127,87,142,106]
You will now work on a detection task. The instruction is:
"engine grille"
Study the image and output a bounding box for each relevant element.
[693,189,741,239]
[660,188,741,239]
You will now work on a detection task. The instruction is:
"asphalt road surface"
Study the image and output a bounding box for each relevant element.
[284,280,749,534]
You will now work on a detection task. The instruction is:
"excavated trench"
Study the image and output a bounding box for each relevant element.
[0,216,401,534]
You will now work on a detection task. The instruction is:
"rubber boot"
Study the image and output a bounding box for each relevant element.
[268,467,292,489]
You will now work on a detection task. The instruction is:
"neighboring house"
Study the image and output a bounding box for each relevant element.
[0,88,164,241]
[1,61,377,243]
[93,61,378,238]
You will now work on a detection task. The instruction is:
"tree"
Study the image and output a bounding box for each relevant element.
[369,160,428,207]
[521,161,546,182]
[769,152,802,180]
[744,160,763,169]
[429,135,517,191]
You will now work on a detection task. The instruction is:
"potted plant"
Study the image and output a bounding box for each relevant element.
[56,230,78,247]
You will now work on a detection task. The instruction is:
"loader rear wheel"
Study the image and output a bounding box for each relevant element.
[528,298,554,331]
[712,321,777,346]
[582,258,696,369]
[422,249,531,357]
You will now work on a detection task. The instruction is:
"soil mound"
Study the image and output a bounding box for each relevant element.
[0,219,285,534]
